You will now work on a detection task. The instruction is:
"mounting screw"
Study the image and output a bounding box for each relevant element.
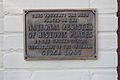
[93,10,96,13]
[94,56,97,58]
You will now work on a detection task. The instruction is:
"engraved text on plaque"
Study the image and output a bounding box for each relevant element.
[24,9,96,60]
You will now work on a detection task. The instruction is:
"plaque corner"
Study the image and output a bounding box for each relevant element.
[23,10,29,15]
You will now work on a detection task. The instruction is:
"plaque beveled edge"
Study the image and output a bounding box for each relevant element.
[23,9,98,61]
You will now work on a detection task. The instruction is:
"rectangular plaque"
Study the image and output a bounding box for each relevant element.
[24,9,97,60]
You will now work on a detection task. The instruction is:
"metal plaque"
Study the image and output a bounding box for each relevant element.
[24,9,97,60]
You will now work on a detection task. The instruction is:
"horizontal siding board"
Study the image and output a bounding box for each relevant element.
[4,0,89,14]
[3,34,23,51]
[4,16,23,32]
[4,0,117,14]
[98,14,118,31]
[0,2,3,18]
[4,69,117,80]
[4,52,117,68]
[4,70,31,80]
[0,53,3,68]
[0,70,3,80]
[92,69,117,80]
[90,0,117,13]
[0,35,3,50]
[0,18,3,33]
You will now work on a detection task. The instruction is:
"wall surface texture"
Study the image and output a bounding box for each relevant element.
[117,0,120,80]
[0,0,118,80]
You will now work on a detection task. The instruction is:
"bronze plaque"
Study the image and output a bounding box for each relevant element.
[24,9,96,60]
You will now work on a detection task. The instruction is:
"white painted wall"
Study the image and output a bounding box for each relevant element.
[0,0,3,80]
[0,0,118,80]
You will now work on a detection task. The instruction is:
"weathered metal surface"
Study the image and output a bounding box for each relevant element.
[24,9,96,60]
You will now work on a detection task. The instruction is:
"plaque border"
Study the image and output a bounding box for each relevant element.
[23,9,97,60]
